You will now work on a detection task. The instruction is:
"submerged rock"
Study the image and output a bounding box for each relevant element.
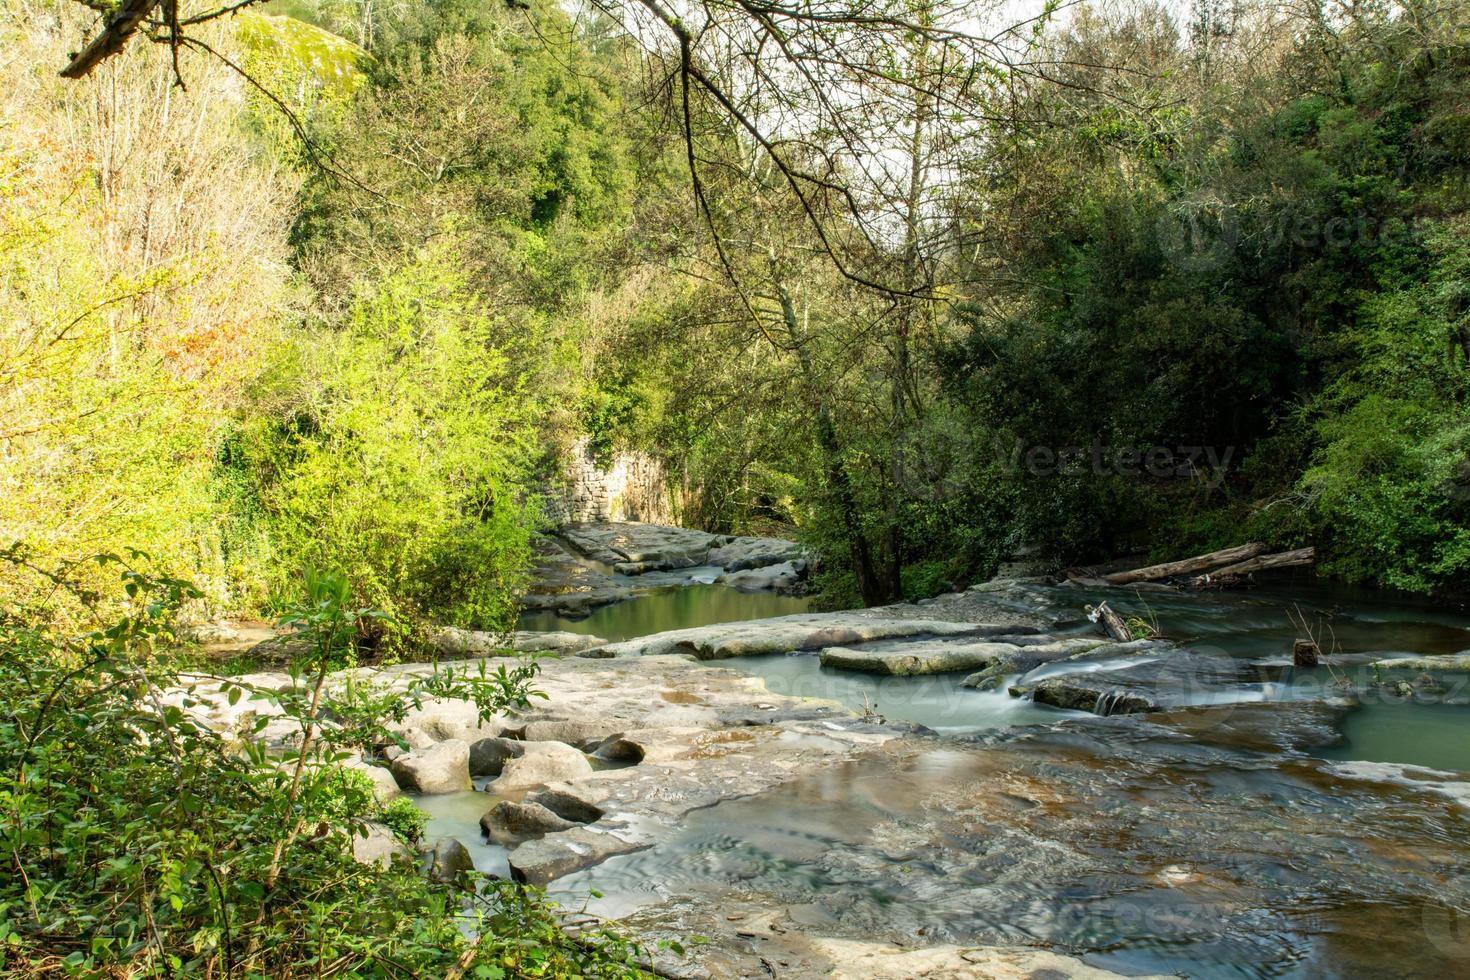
[961,638,1160,689]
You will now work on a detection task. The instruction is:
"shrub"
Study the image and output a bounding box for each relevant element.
[240,247,544,646]
[0,550,652,978]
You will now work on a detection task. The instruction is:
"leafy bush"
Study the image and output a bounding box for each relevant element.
[377,798,429,849]
[0,550,652,978]
[239,248,544,645]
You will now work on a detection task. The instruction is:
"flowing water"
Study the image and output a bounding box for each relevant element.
[489,570,1470,976]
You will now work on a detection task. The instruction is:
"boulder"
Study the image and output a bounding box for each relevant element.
[520,719,623,750]
[346,759,402,803]
[351,821,409,869]
[419,837,475,882]
[489,741,594,792]
[718,560,807,593]
[1025,677,1160,715]
[480,800,577,845]
[469,736,525,777]
[523,786,605,824]
[389,739,471,794]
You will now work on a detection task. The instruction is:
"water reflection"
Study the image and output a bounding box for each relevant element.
[519,583,811,641]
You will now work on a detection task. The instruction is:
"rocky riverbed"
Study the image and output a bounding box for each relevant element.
[173,523,1470,978]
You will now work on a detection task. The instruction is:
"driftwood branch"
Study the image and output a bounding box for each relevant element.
[60,0,161,79]
[1102,543,1265,585]
[1086,601,1133,642]
[1189,547,1317,588]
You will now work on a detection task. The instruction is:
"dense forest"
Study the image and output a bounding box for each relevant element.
[3,0,1469,975]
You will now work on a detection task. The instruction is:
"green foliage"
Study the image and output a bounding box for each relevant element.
[936,4,1470,592]
[0,552,650,978]
[377,797,428,848]
[240,248,543,643]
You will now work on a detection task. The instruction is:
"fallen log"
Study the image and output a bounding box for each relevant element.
[1189,547,1317,588]
[1085,601,1134,643]
[1102,543,1266,586]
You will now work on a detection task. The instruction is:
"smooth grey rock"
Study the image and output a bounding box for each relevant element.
[520,719,623,750]
[561,522,716,565]
[419,837,474,882]
[480,800,577,845]
[346,759,402,803]
[469,736,524,777]
[718,560,807,593]
[489,741,594,792]
[351,821,409,869]
[708,536,805,571]
[389,739,471,794]
[1371,651,1470,673]
[394,699,501,744]
[523,786,605,824]
[593,614,1033,660]
[509,828,642,886]
[820,640,1026,676]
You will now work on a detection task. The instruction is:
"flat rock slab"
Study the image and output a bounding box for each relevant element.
[560,522,718,566]
[432,627,608,656]
[619,901,1164,979]
[590,614,1037,660]
[165,651,903,887]
[1010,645,1251,716]
[1372,651,1470,672]
[522,523,813,615]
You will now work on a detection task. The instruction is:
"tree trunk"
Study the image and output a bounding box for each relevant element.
[1189,547,1317,587]
[777,282,889,606]
[1102,543,1266,585]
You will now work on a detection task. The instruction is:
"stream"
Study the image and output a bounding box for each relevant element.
[423,569,1470,978]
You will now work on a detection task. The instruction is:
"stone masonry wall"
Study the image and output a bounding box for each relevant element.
[543,437,674,526]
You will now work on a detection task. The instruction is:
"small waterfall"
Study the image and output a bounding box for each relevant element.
[1095,688,1124,717]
